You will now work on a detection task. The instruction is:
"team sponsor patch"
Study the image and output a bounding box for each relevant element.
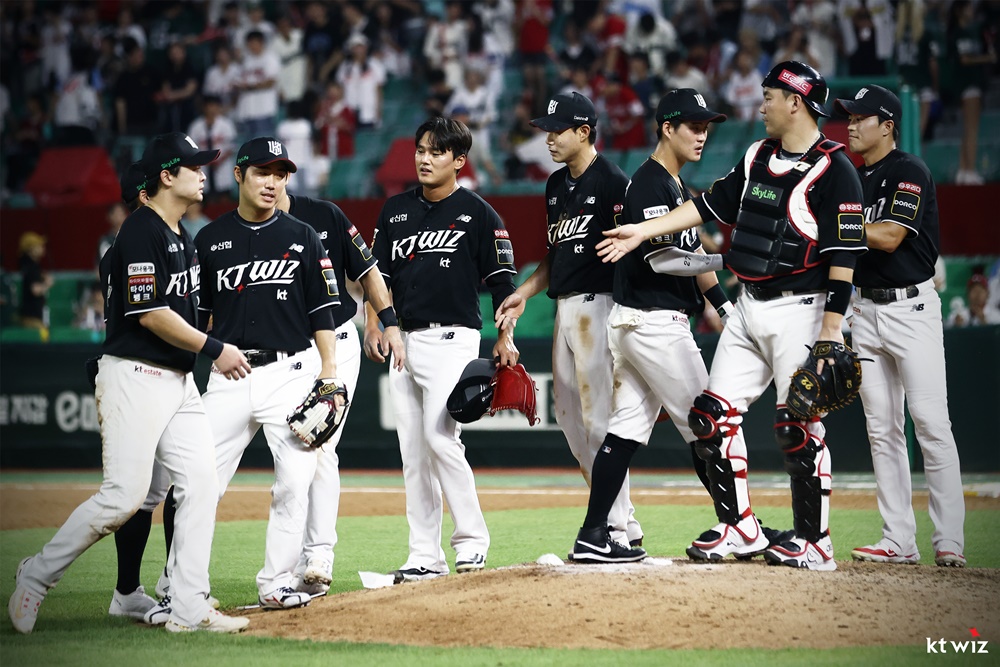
[495,239,514,265]
[778,69,813,95]
[613,203,623,212]
[837,213,865,241]
[128,275,156,304]
[897,181,922,194]
[348,225,359,236]
[127,262,155,275]
[322,268,339,297]
[649,233,674,246]
[643,205,670,220]
[890,191,920,220]
[319,257,333,269]
[494,229,509,238]
[839,202,862,212]
[746,181,783,206]
[352,233,373,261]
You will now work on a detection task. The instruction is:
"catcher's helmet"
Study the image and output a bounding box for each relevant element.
[447,358,496,424]
[762,61,830,118]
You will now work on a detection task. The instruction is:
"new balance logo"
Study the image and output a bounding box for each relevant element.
[441,331,455,340]
[583,294,596,302]
[912,303,925,311]
[288,243,304,253]
[585,196,596,204]
[799,297,815,305]
[456,214,472,223]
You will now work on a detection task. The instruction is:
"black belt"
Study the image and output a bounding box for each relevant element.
[743,283,819,302]
[398,318,462,332]
[858,285,919,304]
[241,349,293,368]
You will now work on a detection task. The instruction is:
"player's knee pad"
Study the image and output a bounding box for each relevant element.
[774,408,810,454]
[688,393,740,448]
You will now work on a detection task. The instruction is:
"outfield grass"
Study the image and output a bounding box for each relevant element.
[2,498,997,666]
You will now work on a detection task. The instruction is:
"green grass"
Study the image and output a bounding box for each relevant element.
[1,500,997,665]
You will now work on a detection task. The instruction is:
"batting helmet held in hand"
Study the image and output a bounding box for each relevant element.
[447,358,496,424]
[762,60,830,118]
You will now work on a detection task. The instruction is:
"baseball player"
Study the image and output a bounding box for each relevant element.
[598,62,868,571]
[493,92,642,548]
[367,117,518,581]
[9,133,251,634]
[274,189,404,594]
[834,86,966,567]
[189,137,344,610]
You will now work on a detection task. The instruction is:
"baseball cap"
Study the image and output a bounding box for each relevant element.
[834,85,902,123]
[140,132,220,177]
[120,161,147,202]
[235,137,298,172]
[655,88,727,125]
[531,92,598,132]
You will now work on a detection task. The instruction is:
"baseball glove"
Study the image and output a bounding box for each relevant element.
[786,341,864,420]
[287,378,350,448]
[489,363,540,426]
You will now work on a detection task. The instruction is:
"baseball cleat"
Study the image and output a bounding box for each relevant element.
[851,539,919,564]
[259,587,311,610]
[109,585,158,620]
[154,572,221,609]
[8,557,44,634]
[934,551,967,568]
[687,518,769,562]
[764,534,837,571]
[143,595,172,625]
[736,523,793,560]
[164,608,249,634]
[629,537,644,548]
[303,557,333,587]
[455,552,486,572]
[568,526,647,563]
[391,567,447,584]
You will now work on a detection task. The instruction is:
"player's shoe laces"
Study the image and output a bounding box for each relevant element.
[164,608,249,634]
[851,539,920,564]
[259,586,311,610]
[8,557,44,634]
[391,567,448,584]
[455,552,486,572]
[154,571,220,609]
[144,595,173,625]
[303,556,333,587]
[109,585,158,620]
[568,526,647,563]
[687,516,769,561]
[934,551,967,568]
[764,534,837,571]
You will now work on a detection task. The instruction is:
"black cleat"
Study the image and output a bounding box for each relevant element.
[568,526,647,563]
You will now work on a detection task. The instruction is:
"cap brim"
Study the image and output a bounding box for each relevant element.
[248,157,298,173]
[833,99,874,118]
[179,149,222,167]
[679,110,728,123]
[530,117,576,132]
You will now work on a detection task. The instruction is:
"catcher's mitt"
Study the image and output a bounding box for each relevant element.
[489,363,540,426]
[786,341,864,420]
[287,378,349,448]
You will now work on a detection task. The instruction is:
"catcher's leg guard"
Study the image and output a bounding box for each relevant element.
[689,393,749,526]
[776,409,831,542]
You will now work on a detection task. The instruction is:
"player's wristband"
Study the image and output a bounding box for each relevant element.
[200,336,224,360]
[703,284,729,310]
[377,307,398,328]
[824,279,853,315]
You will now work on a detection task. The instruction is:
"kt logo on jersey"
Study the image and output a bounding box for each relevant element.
[215,259,301,291]
[548,215,592,245]
[390,229,466,260]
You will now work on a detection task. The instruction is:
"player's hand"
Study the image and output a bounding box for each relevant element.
[494,293,526,332]
[363,326,386,363]
[214,344,251,380]
[381,325,405,371]
[813,327,845,374]
[493,335,519,368]
[596,225,644,263]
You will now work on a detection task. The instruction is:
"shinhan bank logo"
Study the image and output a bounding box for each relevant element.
[926,628,989,654]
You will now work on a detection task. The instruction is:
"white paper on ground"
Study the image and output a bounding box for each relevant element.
[359,571,396,589]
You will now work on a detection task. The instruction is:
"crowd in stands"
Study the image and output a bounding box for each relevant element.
[0,0,997,201]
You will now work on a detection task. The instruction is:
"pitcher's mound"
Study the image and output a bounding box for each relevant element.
[241,559,1000,649]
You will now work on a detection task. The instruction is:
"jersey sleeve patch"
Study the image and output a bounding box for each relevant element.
[128,262,155,275]
[494,229,509,238]
[889,190,920,220]
[495,239,514,265]
[897,181,922,194]
[351,233,373,261]
[319,257,333,269]
[642,205,670,220]
[128,274,156,304]
[837,205,865,241]
[321,268,339,297]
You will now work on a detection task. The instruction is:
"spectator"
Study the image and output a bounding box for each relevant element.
[773,26,822,70]
[336,34,386,129]
[839,0,895,76]
[97,201,127,270]
[500,97,538,180]
[157,42,199,133]
[625,11,678,78]
[187,95,238,201]
[277,100,319,195]
[39,3,72,90]
[273,16,307,105]
[424,67,454,118]
[114,38,159,136]
[587,9,629,82]
[516,0,552,116]
[234,30,281,138]
[627,52,663,121]
[600,74,648,150]
[423,2,469,92]
[316,81,356,159]
[53,45,101,145]
[371,3,411,78]
[146,0,202,68]
[664,51,714,106]
[74,287,105,333]
[448,105,502,187]
[303,0,343,85]
[181,201,210,239]
[203,42,241,113]
[18,231,52,331]
[217,1,248,54]
[342,1,379,46]
[556,19,599,83]
[947,269,1000,327]
[112,8,146,55]
[474,0,515,94]
[895,0,941,141]
[233,2,275,53]
[946,0,995,186]
[7,94,47,192]
[559,65,595,99]
[723,49,761,122]
[739,0,786,54]
[791,0,839,75]
[93,34,124,94]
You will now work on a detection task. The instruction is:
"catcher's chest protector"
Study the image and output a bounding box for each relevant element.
[727,138,843,280]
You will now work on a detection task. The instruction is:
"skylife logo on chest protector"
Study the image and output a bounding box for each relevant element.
[390,229,467,259]
[215,259,301,291]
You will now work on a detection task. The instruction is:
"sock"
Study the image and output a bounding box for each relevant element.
[689,441,712,494]
[163,485,176,559]
[114,509,152,595]
[582,434,639,530]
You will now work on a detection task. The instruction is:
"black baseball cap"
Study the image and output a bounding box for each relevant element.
[531,92,597,132]
[235,137,298,172]
[834,85,902,123]
[655,88,727,125]
[140,132,221,177]
[120,161,147,202]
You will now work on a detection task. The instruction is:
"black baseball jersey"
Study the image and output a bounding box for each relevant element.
[615,158,705,312]
[195,210,340,352]
[543,154,629,298]
[101,206,200,372]
[852,149,939,288]
[288,195,378,328]
[372,187,516,330]
[694,137,867,291]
